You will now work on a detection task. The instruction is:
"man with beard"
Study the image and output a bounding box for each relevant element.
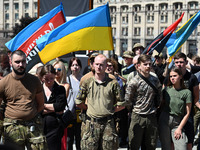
[0,50,47,150]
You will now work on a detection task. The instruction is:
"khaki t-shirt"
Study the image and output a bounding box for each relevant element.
[0,73,43,120]
[76,75,125,118]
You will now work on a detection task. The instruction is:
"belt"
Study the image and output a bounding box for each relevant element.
[3,118,35,126]
[86,115,113,123]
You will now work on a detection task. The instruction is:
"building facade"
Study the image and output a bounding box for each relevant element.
[94,0,200,56]
[0,0,200,57]
[0,0,38,50]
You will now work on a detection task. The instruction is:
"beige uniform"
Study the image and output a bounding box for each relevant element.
[76,74,125,118]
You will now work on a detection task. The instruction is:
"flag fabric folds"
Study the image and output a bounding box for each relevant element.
[36,3,113,64]
[143,13,184,55]
[5,4,66,72]
[166,11,200,62]
[5,4,66,55]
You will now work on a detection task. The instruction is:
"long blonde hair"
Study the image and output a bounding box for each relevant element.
[53,60,67,84]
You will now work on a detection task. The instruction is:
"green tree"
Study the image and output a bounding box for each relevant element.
[12,16,37,37]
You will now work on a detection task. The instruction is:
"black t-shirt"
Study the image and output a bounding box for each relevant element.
[152,63,166,84]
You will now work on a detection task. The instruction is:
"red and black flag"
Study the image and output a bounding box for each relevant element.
[143,13,184,55]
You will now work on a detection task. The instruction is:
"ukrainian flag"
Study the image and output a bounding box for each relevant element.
[36,3,113,64]
[166,11,200,62]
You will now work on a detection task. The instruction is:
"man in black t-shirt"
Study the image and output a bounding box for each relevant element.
[173,53,199,150]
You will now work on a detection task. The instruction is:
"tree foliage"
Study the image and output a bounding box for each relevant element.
[12,16,37,37]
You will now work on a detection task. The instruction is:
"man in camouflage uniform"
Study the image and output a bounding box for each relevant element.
[76,54,125,150]
[0,50,47,150]
[125,54,162,150]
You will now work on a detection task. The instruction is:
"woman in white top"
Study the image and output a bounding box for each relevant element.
[67,57,82,150]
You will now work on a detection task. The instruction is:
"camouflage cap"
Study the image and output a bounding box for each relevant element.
[132,43,144,50]
[152,50,163,58]
[122,51,134,58]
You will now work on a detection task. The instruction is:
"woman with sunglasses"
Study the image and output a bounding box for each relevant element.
[40,64,67,150]
[66,57,82,150]
[53,60,70,96]
[158,66,192,150]
[53,60,70,149]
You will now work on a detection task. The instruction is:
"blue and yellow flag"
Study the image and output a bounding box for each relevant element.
[166,11,200,62]
[36,3,113,64]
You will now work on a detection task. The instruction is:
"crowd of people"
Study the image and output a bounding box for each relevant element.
[0,43,200,150]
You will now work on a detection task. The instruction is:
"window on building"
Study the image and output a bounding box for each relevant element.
[134,15,141,23]
[14,3,19,10]
[173,2,183,10]
[175,14,178,20]
[189,2,198,9]
[161,27,166,32]
[5,3,9,11]
[122,15,128,24]
[112,28,116,36]
[122,27,128,36]
[147,14,154,23]
[15,13,19,20]
[147,27,154,36]
[121,39,128,52]
[161,15,164,22]
[3,32,8,38]
[165,15,168,22]
[121,6,128,12]
[147,15,151,22]
[160,14,168,23]
[34,2,37,10]
[110,6,116,13]
[25,13,29,18]
[160,3,168,10]
[111,16,116,24]
[122,16,126,24]
[134,27,141,36]
[5,13,9,20]
[188,42,197,54]
[34,12,38,18]
[24,2,29,10]
[133,5,141,12]
[5,23,9,30]
[146,4,154,11]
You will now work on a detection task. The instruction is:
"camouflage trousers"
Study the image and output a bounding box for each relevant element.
[81,118,119,150]
[3,115,48,150]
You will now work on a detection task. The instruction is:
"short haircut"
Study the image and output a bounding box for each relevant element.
[11,50,26,60]
[138,54,151,64]
[174,52,187,62]
[40,64,56,77]
[94,54,107,63]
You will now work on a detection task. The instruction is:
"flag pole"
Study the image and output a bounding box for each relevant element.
[37,0,40,18]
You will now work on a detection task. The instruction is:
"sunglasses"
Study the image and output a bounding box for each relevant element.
[54,68,62,72]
